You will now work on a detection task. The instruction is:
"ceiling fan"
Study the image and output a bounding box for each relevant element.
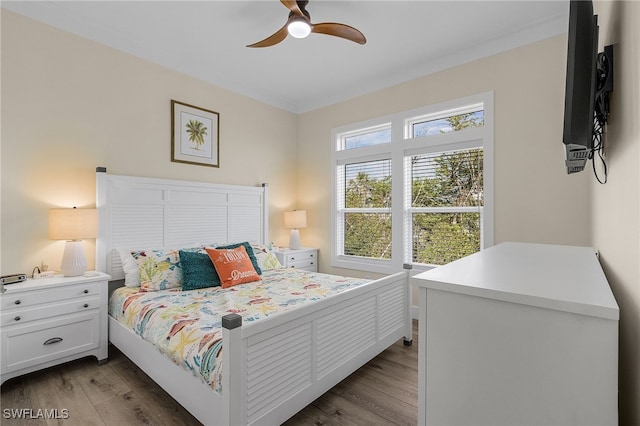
[247,0,367,48]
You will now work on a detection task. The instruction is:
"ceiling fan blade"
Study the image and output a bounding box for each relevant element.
[280,0,304,16]
[311,22,367,45]
[246,22,289,48]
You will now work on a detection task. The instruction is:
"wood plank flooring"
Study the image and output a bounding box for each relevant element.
[1,321,418,426]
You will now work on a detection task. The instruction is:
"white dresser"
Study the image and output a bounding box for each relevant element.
[0,272,110,384]
[274,247,318,272]
[412,242,619,426]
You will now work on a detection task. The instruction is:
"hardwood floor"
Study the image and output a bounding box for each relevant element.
[1,321,418,426]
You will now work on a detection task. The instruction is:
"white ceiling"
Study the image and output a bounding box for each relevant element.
[2,1,569,113]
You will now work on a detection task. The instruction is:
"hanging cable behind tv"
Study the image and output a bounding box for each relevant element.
[590,44,613,184]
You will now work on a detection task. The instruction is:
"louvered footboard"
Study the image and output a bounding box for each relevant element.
[223,268,412,426]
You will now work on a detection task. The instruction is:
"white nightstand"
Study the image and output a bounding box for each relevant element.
[274,247,318,272]
[0,272,110,384]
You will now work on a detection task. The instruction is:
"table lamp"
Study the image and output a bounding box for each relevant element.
[284,210,307,250]
[49,207,98,276]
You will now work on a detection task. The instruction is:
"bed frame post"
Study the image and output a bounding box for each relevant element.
[222,313,244,425]
[261,183,269,245]
[403,263,413,346]
[95,167,108,274]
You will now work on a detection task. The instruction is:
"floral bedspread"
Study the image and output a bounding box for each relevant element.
[108,268,370,395]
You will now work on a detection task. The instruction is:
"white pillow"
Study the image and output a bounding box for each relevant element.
[118,248,141,287]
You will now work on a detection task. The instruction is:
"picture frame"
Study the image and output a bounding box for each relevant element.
[171,100,220,167]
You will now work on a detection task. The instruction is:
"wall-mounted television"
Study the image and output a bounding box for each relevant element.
[563,0,613,180]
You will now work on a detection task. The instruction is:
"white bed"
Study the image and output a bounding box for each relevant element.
[95,168,413,426]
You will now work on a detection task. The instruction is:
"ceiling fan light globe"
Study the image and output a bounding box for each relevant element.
[288,20,311,38]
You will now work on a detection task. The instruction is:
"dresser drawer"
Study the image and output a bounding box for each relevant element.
[1,296,100,327]
[1,282,100,310]
[1,311,100,374]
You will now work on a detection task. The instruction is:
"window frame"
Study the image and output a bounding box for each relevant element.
[331,92,494,274]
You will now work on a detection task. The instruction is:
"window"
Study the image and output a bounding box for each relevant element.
[340,159,392,259]
[342,125,391,150]
[408,148,484,265]
[409,108,484,137]
[332,93,493,273]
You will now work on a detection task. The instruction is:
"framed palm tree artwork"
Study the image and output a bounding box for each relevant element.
[171,100,220,167]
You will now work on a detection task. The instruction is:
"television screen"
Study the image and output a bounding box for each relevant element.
[562,0,598,174]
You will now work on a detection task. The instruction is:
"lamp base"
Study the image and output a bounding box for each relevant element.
[61,240,87,277]
[288,229,301,250]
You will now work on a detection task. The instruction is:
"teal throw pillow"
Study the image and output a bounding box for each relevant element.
[179,250,221,290]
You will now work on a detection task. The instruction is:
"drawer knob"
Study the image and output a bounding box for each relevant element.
[83,289,89,294]
[14,316,21,322]
[14,300,21,305]
[43,337,63,346]
[83,303,89,308]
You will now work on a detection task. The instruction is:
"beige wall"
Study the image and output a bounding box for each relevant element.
[592,2,640,424]
[1,10,298,274]
[298,34,591,277]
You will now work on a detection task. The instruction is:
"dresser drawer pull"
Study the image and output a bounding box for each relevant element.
[14,300,21,305]
[14,316,21,322]
[43,337,63,346]
[83,289,89,294]
[83,304,89,308]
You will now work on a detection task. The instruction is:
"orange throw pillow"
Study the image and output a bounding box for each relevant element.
[206,245,260,289]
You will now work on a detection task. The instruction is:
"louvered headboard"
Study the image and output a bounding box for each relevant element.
[95,168,268,280]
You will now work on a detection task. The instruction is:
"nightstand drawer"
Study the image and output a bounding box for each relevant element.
[0,273,109,384]
[282,251,316,263]
[0,282,100,310]
[287,258,316,270]
[2,311,100,374]
[274,248,318,272]
[1,296,100,327]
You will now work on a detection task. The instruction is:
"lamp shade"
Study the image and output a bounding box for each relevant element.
[49,207,97,277]
[284,210,307,229]
[49,208,98,240]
